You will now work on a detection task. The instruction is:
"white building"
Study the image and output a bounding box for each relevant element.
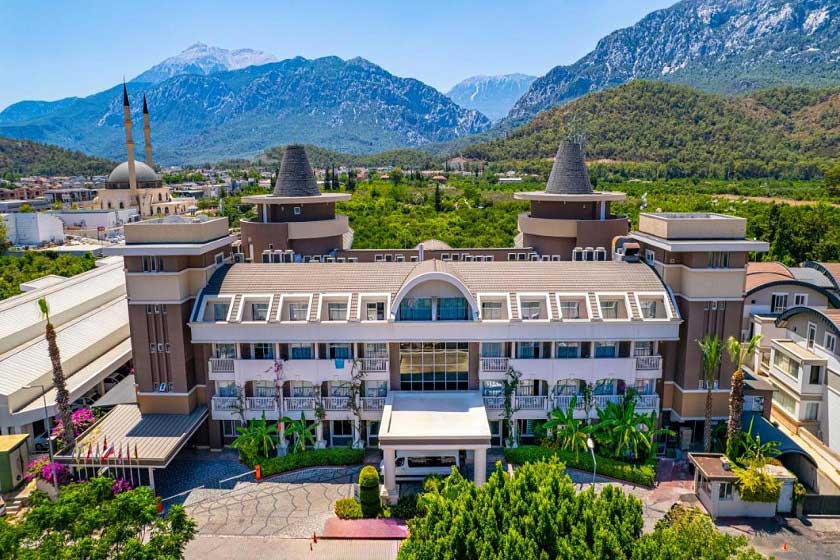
[2,212,65,246]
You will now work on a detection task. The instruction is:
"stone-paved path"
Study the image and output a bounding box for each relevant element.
[184,466,362,538]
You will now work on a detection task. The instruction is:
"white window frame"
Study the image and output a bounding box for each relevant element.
[237,294,274,323]
[794,293,808,307]
[807,322,818,349]
[594,292,633,322]
[277,294,313,323]
[214,252,225,266]
[644,249,655,266]
[555,292,591,321]
[319,293,353,323]
[771,293,789,314]
[633,292,673,321]
[824,332,837,354]
[516,292,552,322]
[198,294,235,323]
[476,292,512,322]
[357,293,391,322]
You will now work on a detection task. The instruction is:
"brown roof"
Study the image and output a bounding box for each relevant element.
[745,261,793,292]
[820,308,840,331]
[688,453,738,481]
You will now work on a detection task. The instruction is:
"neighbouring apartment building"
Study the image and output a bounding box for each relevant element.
[58,141,780,497]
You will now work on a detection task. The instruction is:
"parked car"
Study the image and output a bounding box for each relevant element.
[33,432,57,452]
[380,451,460,480]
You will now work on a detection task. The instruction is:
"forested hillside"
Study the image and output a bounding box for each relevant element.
[260,145,441,170]
[0,137,115,177]
[465,82,839,179]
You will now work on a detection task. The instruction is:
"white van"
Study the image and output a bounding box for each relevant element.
[381,451,460,480]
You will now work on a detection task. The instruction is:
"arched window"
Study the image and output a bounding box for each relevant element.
[118,202,124,209]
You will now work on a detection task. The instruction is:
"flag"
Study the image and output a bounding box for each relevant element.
[86,441,92,460]
[102,444,115,460]
[126,445,130,462]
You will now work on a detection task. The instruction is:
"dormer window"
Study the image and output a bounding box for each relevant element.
[240,295,272,322]
[202,296,233,322]
[213,303,229,321]
[437,297,469,321]
[482,301,503,320]
[279,295,312,322]
[250,302,268,321]
[328,302,348,321]
[560,301,580,319]
[359,294,390,321]
[398,298,433,321]
[636,293,670,320]
[596,294,629,320]
[289,302,307,321]
[518,294,550,321]
[366,301,385,321]
[600,301,619,319]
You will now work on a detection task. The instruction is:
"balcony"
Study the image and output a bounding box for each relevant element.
[284,396,315,412]
[635,355,661,371]
[359,358,389,373]
[361,397,385,410]
[322,396,351,410]
[483,396,504,409]
[245,396,277,412]
[209,358,235,375]
[212,396,240,412]
[552,393,659,412]
[516,395,549,410]
[208,358,376,383]
[480,357,509,373]
[480,355,663,382]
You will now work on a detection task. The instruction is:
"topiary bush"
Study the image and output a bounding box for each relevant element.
[334,497,363,519]
[358,465,381,518]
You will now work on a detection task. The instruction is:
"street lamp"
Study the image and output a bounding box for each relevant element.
[25,384,59,493]
[586,437,596,487]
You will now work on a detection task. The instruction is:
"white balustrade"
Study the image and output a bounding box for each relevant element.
[209,358,235,374]
[361,397,386,410]
[516,395,548,410]
[323,396,351,410]
[636,394,660,410]
[246,397,277,411]
[483,396,505,409]
[360,358,389,373]
[284,397,315,411]
[635,355,662,370]
[480,357,509,372]
[211,396,240,412]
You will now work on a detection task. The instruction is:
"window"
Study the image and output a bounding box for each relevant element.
[366,301,385,321]
[803,401,820,421]
[516,342,544,359]
[215,253,224,265]
[708,252,730,268]
[288,302,308,321]
[645,249,655,266]
[217,381,238,398]
[398,298,432,321]
[293,206,301,215]
[327,302,348,321]
[520,300,543,320]
[364,343,388,358]
[559,301,580,319]
[481,342,504,358]
[807,323,817,349]
[212,302,230,322]
[437,297,469,321]
[633,379,656,395]
[146,304,154,315]
[772,351,800,380]
[249,302,269,321]
[599,300,619,319]
[809,365,822,385]
[327,343,352,360]
[142,255,165,272]
[481,301,503,320]
[719,482,734,501]
[555,342,580,359]
[593,379,618,395]
[222,420,241,437]
[214,343,236,359]
[252,343,275,360]
[594,342,618,358]
[772,390,796,415]
[825,333,836,354]
[794,293,808,307]
[555,379,583,396]
[149,343,156,353]
[771,294,788,313]
[399,342,469,391]
[290,381,314,397]
[365,381,388,397]
[290,343,313,360]
[640,300,658,319]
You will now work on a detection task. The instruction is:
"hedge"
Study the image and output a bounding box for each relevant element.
[251,448,365,477]
[503,446,656,487]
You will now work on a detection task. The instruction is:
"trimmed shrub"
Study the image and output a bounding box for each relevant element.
[732,465,782,503]
[334,497,363,519]
[358,465,381,518]
[252,447,364,477]
[504,445,657,487]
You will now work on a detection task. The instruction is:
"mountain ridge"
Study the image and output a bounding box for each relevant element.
[132,42,278,83]
[446,74,536,121]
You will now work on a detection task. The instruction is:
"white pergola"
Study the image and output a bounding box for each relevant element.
[378,391,491,503]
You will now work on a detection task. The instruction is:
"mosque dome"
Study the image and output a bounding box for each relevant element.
[106,161,162,189]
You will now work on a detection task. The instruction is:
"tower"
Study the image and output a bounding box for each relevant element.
[142,94,153,167]
[122,83,138,196]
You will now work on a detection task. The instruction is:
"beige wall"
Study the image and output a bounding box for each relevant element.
[639,214,746,240]
[125,217,229,244]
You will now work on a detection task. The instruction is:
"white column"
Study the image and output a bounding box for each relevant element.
[600,201,606,221]
[316,421,325,448]
[474,447,487,486]
[148,468,155,490]
[383,447,397,499]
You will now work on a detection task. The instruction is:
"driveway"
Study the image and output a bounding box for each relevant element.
[183,466,361,538]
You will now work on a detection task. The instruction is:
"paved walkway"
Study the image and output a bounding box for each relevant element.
[157,448,251,506]
[186,535,401,560]
[184,466,361,538]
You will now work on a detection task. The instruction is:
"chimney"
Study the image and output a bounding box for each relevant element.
[142,94,153,167]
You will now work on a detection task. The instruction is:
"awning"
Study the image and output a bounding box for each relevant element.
[378,391,491,448]
[56,404,207,468]
[743,413,817,467]
[91,374,137,408]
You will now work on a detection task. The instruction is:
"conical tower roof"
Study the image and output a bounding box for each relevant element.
[545,141,593,195]
[273,145,320,197]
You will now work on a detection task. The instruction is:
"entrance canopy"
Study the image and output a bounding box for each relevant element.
[379,391,491,448]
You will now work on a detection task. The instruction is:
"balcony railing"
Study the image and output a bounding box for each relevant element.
[483,396,505,409]
[635,355,661,370]
[284,397,315,411]
[323,396,351,410]
[553,395,586,411]
[246,397,277,411]
[480,357,509,372]
[636,394,660,409]
[209,358,235,375]
[516,395,548,410]
[211,396,240,412]
[361,397,385,410]
[592,394,622,408]
[359,358,389,373]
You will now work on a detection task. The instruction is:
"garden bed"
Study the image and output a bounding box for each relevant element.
[503,446,656,487]
[247,448,365,477]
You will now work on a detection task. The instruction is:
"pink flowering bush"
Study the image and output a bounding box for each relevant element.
[25,455,71,485]
[111,478,132,495]
[51,407,96,440]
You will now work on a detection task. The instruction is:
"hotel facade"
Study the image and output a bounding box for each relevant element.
[69,140,774,497]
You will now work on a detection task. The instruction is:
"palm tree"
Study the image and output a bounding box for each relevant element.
[726,334,762,457]
[698,335,724,452]
[636,410,675,461]
[593,391,646,460]
[544,396,590,458]
[281,411,317,453]
[38,298,75,450]
[231,412,278,461]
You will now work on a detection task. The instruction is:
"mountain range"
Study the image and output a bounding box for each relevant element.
[508,0,839,122]
[132,42,278,84]
[0,54,491,163]
[446,74,536,121]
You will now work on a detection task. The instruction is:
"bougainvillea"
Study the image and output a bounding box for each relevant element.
[51,407,96,439]
[25,455,70,485]
[111,478,132,495]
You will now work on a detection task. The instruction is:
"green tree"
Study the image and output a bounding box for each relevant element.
[0,477,196,559]
[18,203,34,213]
[543,396,590,458]
[281,411,316,453]
[434,183,442,212]
[698,335,724,452]
[38,298,75,451]
[390,167,404,185]
[725,335,762,458]
[230,412,279,463]
[825,163,840,198]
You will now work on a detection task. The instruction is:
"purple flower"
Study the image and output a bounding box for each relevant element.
[112,478,132,495]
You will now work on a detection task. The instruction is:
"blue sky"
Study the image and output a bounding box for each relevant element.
[0,0,675,111]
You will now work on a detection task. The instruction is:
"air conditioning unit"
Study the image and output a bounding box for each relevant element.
[233,253,245,263]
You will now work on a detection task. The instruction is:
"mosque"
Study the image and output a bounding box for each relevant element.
[94,85,195,217]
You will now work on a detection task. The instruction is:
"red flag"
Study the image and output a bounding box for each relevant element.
[117,443,123,462]
[126,445,131,461]
[134,443,139,461]
[86,442,92,460]
[102,444,115,460]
